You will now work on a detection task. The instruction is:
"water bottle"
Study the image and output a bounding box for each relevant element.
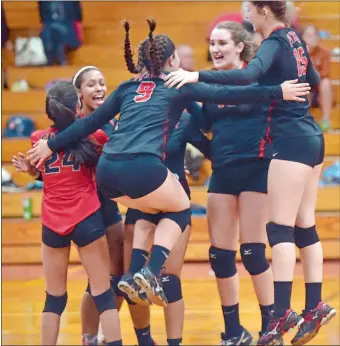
[23,196,32,220]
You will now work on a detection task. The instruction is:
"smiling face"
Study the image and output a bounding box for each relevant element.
[209,28,244,70]
[78,69,107,112]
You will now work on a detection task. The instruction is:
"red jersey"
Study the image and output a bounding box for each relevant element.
[31,127,101,235]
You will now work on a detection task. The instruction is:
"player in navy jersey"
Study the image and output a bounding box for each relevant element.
[27,18,309,313]
[191,21,281,346]
[13,81,122,346]
[72,66,125,346]
[165,2,336,345]
[122,110,210,346]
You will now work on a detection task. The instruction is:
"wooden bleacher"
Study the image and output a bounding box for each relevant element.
[6,133,340,165]
[2,214,339,264]
[5,63,340,90]
[2,1,339,265]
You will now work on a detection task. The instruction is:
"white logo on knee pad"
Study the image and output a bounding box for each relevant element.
[210,254,216,259]
[162,276,170,282]
[243,249,252,255]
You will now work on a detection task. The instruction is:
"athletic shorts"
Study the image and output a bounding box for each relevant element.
[98,189,122,228]
[272,135,324,167]
[96,153,168,199]
[42,210,106,248]
[208,158,270,195]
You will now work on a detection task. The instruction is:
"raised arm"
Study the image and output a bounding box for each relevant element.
[48,90,121,152]
[198,39,281,85]
[181,82,283,105]
[165,39,281,88]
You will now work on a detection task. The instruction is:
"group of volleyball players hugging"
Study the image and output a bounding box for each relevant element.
[12,1,336,346]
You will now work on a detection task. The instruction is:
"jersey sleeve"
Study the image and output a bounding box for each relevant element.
[48,89,122,153]
[185,118,211,159]
[198,39,281,85]
[180,82,283,105]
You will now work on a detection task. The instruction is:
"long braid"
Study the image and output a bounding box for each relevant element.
[146,18,173,77]
[122,20,140,74]
[153,37,169,77]
[146,18,157,76]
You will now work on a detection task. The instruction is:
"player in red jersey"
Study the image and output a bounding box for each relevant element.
[71,66,125,346]
[13,81,122,346]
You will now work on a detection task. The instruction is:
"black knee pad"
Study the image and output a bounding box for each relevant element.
[92,288,116,314]
[162,208,191,232]
[266,222,295,248]
[240,243,270,276]
[85,281,91,294]
[43,292,68,316]
[295,225,319,249]
[111,275,124,297]
[209,246,237,278]
[161,274,182,303]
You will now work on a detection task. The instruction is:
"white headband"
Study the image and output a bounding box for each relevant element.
[72,66,98,87]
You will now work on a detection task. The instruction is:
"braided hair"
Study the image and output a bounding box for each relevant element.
[45,81,100,167]
[123,18,176,77]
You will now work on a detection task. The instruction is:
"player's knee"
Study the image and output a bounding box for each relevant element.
[240,243,270,276]
[209,246,237,278]
[162,208,191,232]
[266,222,295,248]
[111,275,124,297]
[43,292,68,316]
[92,288,116,314]
[161,274,182,303]
[295,225,319,249]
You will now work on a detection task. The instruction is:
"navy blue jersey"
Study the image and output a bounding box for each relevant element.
[199,27,322,140]
[199,95,272,168]
[47,72,283,157]
[164,111,210,192]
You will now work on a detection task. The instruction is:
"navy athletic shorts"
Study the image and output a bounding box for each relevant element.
[208,158,270,195]
[96,153,168,199]
[42,210,106,248]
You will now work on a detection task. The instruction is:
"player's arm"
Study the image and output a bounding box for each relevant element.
[47,90,122,153]
[12,133,42,179]
[30,133,43,179]
[302,41,321,86]
[186,102,212,132]
[180,82,283,105]
[185,116,211,160]
[198,39,281,85]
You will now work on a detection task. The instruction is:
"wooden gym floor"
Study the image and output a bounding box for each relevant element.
[2,262,339,345]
